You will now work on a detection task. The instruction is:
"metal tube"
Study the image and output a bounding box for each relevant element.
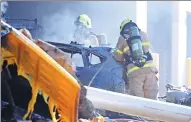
[86,86,191,122]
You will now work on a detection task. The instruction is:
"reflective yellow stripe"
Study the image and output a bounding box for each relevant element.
[123,46,129,53]
[142,41,150,46]
[116,49,123,55]
[126,62,154,75]
[115,46,129,55]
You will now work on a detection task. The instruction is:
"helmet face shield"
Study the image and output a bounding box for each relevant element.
[73,14,92,42]
[73,23,91,42]
[74,22,84,31]
[74,24,91,35]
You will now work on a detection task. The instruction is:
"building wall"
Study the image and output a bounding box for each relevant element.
[147,1,190,93]
[170,2,191,86]
[147,1,172,95]
[187,12,191,58]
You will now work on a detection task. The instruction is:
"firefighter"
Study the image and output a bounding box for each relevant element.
[73,14,100,47]
[113,18,159,100]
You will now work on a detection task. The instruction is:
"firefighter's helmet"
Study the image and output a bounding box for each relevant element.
[120,18,132,33]
[120,18,139,36]
[74,14,92,28]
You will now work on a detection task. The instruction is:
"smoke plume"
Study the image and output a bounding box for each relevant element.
[1,2,8,14]
[41,9,77,43]
[1,2,8,21]
[39,1,137,45]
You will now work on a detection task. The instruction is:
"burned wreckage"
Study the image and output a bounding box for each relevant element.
[47,41,125,92]
[1,34,126,121]
[1,20,127,122]
[1,19,191,122]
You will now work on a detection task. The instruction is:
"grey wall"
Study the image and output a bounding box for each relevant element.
[147,1,172,95]
[187,12,191,58]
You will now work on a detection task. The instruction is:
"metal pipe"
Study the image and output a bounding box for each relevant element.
[86,86,191,122]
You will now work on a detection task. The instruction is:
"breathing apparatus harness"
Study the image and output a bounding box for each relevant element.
[120,20,153,67]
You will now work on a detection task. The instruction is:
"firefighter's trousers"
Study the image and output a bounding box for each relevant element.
[126,71,159,100]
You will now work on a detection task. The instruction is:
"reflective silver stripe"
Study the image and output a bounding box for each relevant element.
[142,41,150,46]
[116,49,123,54]
[126,62,154,75]
[123,46,129,53]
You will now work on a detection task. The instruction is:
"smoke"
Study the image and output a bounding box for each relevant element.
[1,2,8,14]
[1,2,8,21]
[41,9,76,43]
[40,1,137,45]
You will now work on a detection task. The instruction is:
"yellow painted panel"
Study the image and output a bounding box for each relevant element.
[152,53,159,79]
[186,58,191,87]
[1,21,80,122]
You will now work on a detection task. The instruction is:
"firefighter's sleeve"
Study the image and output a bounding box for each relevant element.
[89,35,99,46]
[141,31,151,53]
[113,36,125,62]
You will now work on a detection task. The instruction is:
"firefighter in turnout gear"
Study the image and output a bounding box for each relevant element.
[73,14,99,46]
[73,14,108,47]
[113,18,159,100]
